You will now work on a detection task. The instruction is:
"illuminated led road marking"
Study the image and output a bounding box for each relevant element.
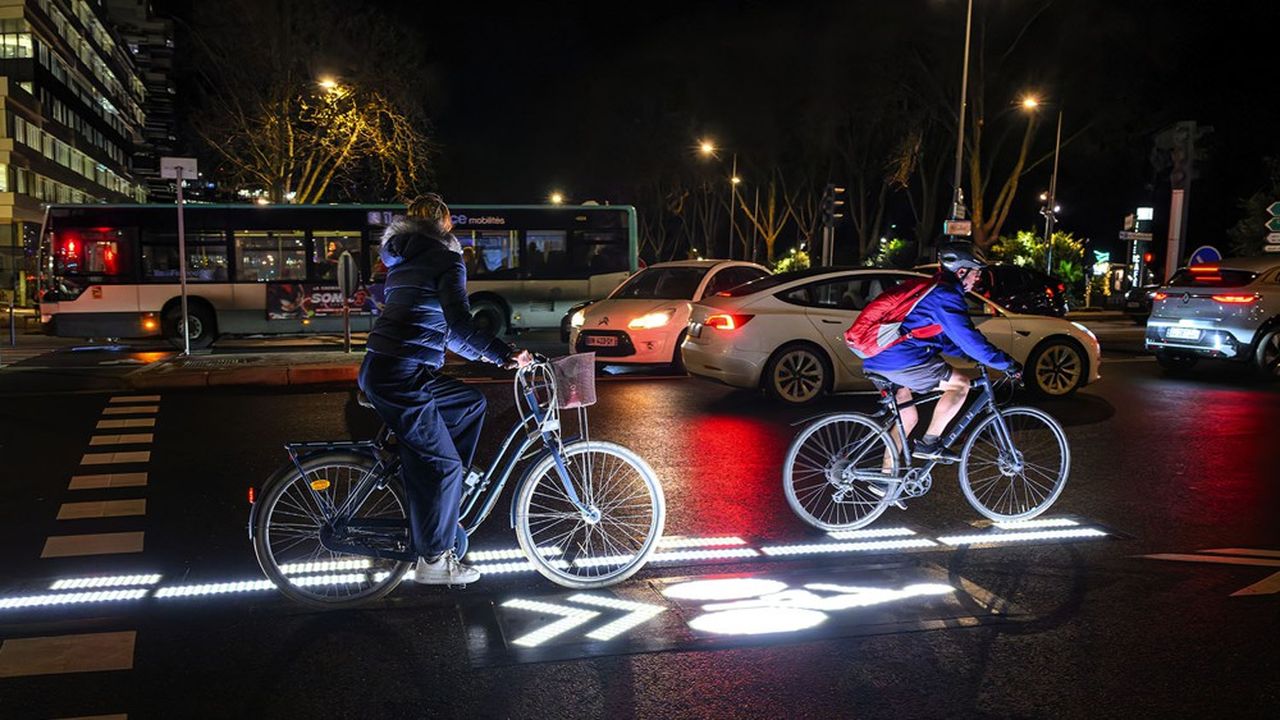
[466,546,563,562]
[701,583,954,613]
[0,589,149,610]
[826,527,917,540]
[689,607,827,635]
[992,518,1079,530]
[50,574,161,590]
[573,548,759,567]
[154,573,368,598]
[501,599,599,647]
[471,559,571,575]
[567,594,666,641]
[937,528,1107,545]
[278,559,371,574]
[663,578,789,601]
[760,538,937,556]
[657,536,748,548]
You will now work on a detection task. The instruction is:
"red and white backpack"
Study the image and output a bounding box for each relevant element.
[844,277,944,359]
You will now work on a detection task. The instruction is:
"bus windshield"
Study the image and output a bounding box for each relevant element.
[612,267,709,300]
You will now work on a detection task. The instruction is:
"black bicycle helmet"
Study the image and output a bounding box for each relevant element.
[937,241,987,274]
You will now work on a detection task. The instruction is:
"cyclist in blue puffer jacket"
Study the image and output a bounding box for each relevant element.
[360,193,533,586]
[863,242,1021,462]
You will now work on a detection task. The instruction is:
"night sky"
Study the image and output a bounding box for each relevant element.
[159,0,1280,256]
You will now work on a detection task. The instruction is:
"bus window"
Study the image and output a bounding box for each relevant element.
[312,231,362,281]
[141,231,229,282]
[52,228,133,282]
[235,230,306,281]
[524,230,567,277]
[460,230,520,278]
[571,230,628,277]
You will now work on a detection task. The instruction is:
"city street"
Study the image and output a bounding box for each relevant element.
[1,324,1276,719]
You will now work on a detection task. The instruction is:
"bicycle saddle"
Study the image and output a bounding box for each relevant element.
[863,373,897,391]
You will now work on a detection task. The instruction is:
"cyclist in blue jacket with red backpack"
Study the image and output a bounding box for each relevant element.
[860,242,1021,462]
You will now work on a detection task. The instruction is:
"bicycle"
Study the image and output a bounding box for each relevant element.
[782,366,1069,531]
[249,354,666,609]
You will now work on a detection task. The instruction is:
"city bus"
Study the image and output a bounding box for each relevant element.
[37,203,638,348]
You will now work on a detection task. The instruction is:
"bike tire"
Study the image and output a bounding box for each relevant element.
[513,440,665,589]
[783,413,900,531]
[958,406,1071,521]
[253,451,411,610]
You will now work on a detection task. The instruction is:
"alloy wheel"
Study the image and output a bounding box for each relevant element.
[773,349,825,403]
[1034,343,1082,396]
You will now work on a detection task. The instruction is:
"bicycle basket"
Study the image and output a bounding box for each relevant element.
[551,353,597,409]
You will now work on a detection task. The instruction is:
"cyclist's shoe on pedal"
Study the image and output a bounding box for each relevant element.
[866,481,907,510]
[913,439,960,464]
[413,550,480,586]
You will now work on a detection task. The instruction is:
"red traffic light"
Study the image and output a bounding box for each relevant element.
[1142,252,1154,263]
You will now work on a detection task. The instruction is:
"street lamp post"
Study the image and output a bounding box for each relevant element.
[698,140,742,260]
[1043,108,1064,274]
[949,0,975,232]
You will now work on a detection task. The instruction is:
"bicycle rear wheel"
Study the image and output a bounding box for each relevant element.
[783,413,900,530]
[959,406,1070,521]
[253,452,411,610]
[514,441,665,589]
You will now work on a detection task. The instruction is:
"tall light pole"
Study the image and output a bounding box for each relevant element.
[698,139,741,260]
[949,0,975,234]
[1043,108,1063,274]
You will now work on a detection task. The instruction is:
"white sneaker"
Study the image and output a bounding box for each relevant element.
[412,550,481,585]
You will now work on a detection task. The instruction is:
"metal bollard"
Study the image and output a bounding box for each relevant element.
[8,299,15,348]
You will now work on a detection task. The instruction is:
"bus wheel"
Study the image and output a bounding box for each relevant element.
[471,301,507,338]
[164,304,217,350]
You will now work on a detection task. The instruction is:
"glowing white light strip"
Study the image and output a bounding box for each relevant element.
[573,547,759,567]
[567,593,666,641]
[826,527,917,540]
[937,528,1107,546]
[155,573,368,598]
[991,518,1079,530]
[279,559,371,574]
[466,546,563,562]
[470,559,571,575]
[657,536,748,549]
[502,598,599,647]
[49,573,162,590]
[760,538,937,556]
[0,588,148,610]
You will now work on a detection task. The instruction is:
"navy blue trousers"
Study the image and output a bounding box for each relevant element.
[358,353,486,558]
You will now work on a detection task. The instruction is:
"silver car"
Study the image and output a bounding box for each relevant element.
[1145,256,1280,377]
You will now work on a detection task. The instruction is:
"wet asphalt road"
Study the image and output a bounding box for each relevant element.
[0,326,1277,719]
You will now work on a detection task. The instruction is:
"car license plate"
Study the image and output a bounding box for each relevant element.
[585,335,619,347]
[1126,301,1140,308]
[1167,327,1201,340]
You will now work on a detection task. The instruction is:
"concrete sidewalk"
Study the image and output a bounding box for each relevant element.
[126,349,365,389]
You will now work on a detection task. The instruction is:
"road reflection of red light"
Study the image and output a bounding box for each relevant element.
[683,415,789,538]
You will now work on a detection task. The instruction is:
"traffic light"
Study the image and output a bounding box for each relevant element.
[1142,252,1154,263]
[821,183,846,228]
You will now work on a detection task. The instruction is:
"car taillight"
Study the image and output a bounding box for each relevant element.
[1212,294,1258,304]
[1045,287,1054,298]
[705,313,753,331]
[248,487,256,504]
[1153,292,1169,301]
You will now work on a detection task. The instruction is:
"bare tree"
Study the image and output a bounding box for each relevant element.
[737,170,797,263]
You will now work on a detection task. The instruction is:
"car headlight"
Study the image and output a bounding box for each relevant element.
[628,310,674,330]
[570,310,586,328]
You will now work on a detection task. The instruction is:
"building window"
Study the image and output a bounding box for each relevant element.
[235,230,306,281]
[0,32,33,59]
[0,163,8,192]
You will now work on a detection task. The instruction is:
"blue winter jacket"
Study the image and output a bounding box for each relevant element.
[366,217,513,368]
[862,276,1016,372]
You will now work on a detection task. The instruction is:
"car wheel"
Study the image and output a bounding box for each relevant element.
[1155,351,1198,373]
[669,329,688,375]
[1253,328,1280,381]
[471,301,507,338]
[764,343,831,405]
[163,303,216,350]
[1027,339,1085,397]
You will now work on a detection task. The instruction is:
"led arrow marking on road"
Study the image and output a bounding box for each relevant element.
[1140,548,1280,596]
[501,599,600,647]
[567,594,666,641]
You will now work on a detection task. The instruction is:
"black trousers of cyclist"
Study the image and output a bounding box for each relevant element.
[359,353,486,559]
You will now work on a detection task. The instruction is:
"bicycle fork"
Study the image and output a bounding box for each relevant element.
[522,386,599,524]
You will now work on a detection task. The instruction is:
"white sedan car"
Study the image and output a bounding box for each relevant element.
[682,268,1101,403]
[569,260,771,368]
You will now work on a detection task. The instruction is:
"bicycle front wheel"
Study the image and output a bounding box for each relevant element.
[959,406,1071,521]
[514,441,665,589]
[253,452,411,610]
[783,413,900,531]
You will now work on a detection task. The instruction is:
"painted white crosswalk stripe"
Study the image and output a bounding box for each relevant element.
[0,631,135,677]
[41,532,145,558]
[97,418,155,429]
[90,434,154,446]
[101,406,159,416]
[68,473,148,490]
[81,451,151,465]
[109,395,161,403]
[57,500,147,520]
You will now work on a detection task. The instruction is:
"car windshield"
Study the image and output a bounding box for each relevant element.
[612,267,709,299]
[1168,268,1258,288]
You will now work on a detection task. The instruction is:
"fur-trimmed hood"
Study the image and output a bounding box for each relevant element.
[379,216,462,267]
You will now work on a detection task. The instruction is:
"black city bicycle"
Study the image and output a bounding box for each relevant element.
[783,366,1070,530]
[249,354,666,609]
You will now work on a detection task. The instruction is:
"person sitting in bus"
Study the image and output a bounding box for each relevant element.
[359,193,534,586]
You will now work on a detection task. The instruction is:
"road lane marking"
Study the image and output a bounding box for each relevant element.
[1202,548,1280,558]
[97,418,155,429]
[1140,553,1280,568]
[51,574,161,590]
[501,599,600,647]
[109,395,160,403]
[1,589,149,611]
[57,499,147,520]
[101,406,158,416]
[68,473,147,490]
[0,631,135,677]
[89,434,154,446]
[80,451,151,465]
[41,532,145,558]
[1140,549,1280,596]
[54,715,128,720]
